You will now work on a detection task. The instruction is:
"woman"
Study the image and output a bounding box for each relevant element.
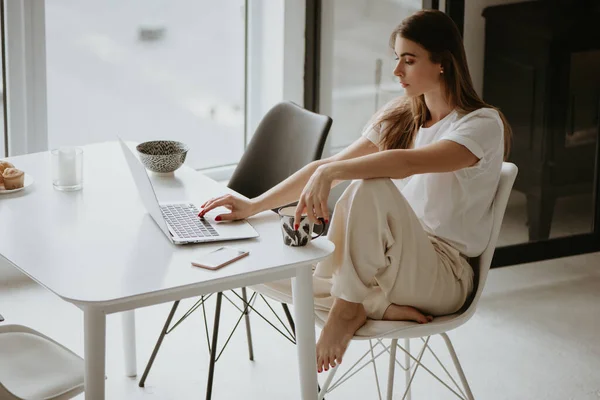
[198,10,511,373]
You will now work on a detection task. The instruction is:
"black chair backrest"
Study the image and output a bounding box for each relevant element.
[227,101,333,199]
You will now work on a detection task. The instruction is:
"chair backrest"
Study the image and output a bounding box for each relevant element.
[461,162,518,320]
[227,101,332,199]
[0,324,84,400]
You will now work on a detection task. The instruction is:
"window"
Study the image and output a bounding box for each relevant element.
[0,3,5,158]
[4,1,305,178]
[45,1,246,170]
[320,0,423,155]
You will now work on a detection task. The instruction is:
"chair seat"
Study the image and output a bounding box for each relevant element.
[315,310,469,340]
[0,327,84,400]
[252,283,471,341]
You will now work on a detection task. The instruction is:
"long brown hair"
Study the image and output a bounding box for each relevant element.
[373,10,511,159]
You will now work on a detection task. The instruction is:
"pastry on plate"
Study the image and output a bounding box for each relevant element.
[0,160,15,185]
[2,168,24,190]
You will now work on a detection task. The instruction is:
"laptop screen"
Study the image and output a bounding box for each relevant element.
[118,139,171,239]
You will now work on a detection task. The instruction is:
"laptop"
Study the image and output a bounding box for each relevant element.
[119,139,259,244]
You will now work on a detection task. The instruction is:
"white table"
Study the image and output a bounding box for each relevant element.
[0,141,335,399]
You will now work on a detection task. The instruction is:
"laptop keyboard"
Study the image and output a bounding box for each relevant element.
[161,203,220,239]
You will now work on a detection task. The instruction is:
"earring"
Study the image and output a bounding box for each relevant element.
[440,69,444,74]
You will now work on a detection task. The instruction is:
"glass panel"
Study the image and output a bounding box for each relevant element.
[45,0,245,169]
[481,0,600,246]
[326,0,422,153]
[497,53,600,246]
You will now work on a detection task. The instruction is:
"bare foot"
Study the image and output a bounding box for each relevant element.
[316,299,367,373]
[382,304,433,324]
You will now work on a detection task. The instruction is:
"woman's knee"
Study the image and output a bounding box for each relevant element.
[338,178,396,205]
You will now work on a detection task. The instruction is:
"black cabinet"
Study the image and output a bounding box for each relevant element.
[483,1,600,241]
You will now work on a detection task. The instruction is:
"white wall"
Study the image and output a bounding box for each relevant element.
[463,0,528,96]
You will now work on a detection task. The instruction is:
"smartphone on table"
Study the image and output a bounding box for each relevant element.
[191,247,249,270]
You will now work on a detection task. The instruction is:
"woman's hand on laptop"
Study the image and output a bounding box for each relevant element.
[198,194,255,221]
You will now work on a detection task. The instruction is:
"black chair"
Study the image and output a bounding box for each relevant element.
[139,101,332,399]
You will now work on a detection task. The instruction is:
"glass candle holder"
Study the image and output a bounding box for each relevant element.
[51,147,83,191]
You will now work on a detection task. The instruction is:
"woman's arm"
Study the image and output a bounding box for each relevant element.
[250,137,378,214]
[320,140,479,182]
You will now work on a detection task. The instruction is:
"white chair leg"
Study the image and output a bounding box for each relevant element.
[318,365,339,400]
[387,339,398,400]
[404,338,411,400]
[369,340,383,400]
[440,333,474,400]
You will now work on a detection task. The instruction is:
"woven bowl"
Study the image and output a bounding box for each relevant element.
[136,140,189,173]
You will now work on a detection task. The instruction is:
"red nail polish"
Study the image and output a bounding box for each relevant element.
[294,224,299,231]
[325,219,329,224]
[215,216,222,221]
[197,212,202,217]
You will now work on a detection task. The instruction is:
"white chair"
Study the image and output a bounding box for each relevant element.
[0,324,85,400]
[315,162,518,399]
[256,162,517,399]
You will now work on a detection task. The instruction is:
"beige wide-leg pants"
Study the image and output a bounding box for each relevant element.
[255,178,474,319]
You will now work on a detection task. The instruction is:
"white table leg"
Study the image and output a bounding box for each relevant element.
[292,265,318,400]
[84,307,106,400]
[122,310,137,377]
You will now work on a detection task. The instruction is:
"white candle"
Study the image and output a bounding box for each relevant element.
[58,147,77,186]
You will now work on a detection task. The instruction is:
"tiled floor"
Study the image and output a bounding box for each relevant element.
[2,249,600,399]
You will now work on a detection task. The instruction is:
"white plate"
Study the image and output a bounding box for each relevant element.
[0,173,34,194]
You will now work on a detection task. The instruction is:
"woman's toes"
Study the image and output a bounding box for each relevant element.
[328,354,336,370]
[427,315,433,322]
[326,357,334,370]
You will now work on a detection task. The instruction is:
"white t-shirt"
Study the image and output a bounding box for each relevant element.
[363,107,504,257]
